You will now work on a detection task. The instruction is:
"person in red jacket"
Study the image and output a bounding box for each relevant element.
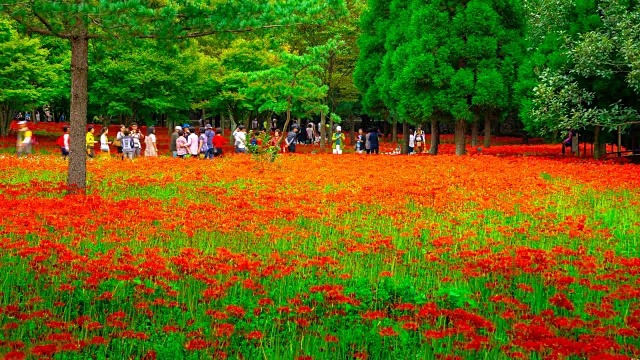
[212,128,226,157]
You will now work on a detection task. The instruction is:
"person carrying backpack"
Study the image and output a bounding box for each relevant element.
[121,130,135,160]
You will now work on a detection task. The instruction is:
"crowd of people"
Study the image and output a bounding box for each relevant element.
[12,119,420,159]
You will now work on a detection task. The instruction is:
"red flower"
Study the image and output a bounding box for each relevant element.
[378,327,398,337]
[246,330,264,340]
[184,339,209,351]
[402,322,419,331]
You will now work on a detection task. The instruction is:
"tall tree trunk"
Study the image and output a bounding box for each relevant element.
[402,121,409,155]
[454,119,467,156]
[278,94,294,147]
[320,104,326,150]
[202,108,206,126]
[483,110,491,149]
[430,118,440,155]
[67,33,89,193]
[228,111,235,143]
[471,116,479,147]
[349,119,355,146]
[392,115,398,145]
[329,117,334,148]
[594,125,606,159]
[0,104,11,137]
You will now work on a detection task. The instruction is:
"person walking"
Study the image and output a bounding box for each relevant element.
[16,121,32,157]
[86,126,97,158]
[144,127,158,157]
[99,127,110,157]
[233,125,247,154]
[332,126,345,154]
[170,126,181,158]
[57,126,70,160]
[121,130,135,160]
[285,125,299,153]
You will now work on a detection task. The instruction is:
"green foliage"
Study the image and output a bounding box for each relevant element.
[0,16,62,135]
[518,0,640,136]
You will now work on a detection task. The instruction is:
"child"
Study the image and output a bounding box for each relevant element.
[86,126,98,158]
[332,126,345,154]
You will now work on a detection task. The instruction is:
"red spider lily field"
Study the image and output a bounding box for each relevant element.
[1,128,640,359]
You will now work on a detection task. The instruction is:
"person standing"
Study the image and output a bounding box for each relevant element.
[16,121,32,157]
[204,124,215,159]
[252,118,258,131]
[306,124,315,145]
[86,126,97,158]
[198,127,209,159]
[121,130,135,160]
[187,128,200,158]
[414,127,425,154]
[233,125,247,154]
[114,125,126,160]
[170,126,181,158]
[130,123,144,158]
[144,127,158,157]
[213,128,225,157]
[332,126,345,154]
[409,131,415,154]
[176,130,188,158]
[355,128,365,154]
[368,128,380,155]
[35,111,40,124]
[59,114,64,123]
[99,127,110,157]
[285,125,299,153]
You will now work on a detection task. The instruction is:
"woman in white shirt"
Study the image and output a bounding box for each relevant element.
[233,125,247,154]
[99,127,110,157]
[186,129,200,158]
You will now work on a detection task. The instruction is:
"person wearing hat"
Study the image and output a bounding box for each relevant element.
[204,124,215,159]
[332,126,345,154]
[16,121,32,157]
[171,126,182,158]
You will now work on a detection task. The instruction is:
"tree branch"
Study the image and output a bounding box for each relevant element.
[138,24,299,39]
